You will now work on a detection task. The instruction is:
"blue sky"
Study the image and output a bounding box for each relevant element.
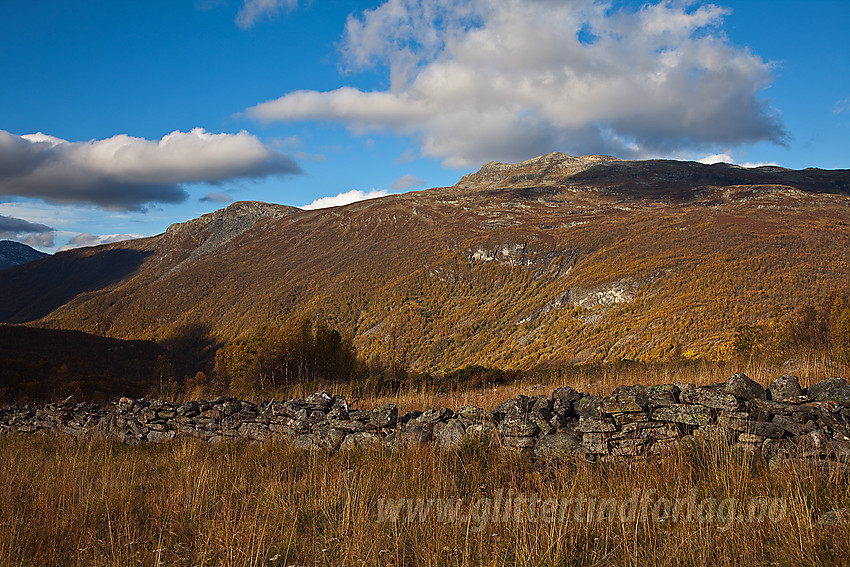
[0,0,848,252]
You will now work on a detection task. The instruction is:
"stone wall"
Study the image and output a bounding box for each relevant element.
[3,373,850,469]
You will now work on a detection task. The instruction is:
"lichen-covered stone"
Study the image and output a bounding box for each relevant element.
[681,387,739,411]
[534,432,581,459]
[651,404,714,426]
[495,396,531,415]
[719,415,784,438]
[601,385,647,414]
[328,419,367,433]
[646,384,679,407]
[552,386,581,404]
[725,372,766,401]
[574,395,602,418]
[576,415,616,433]
[772,414,806,437]
[370,404,398,429]
[456,406,486,422]
[816,386,850,406]
[611,412,649,427]
[311,427,346,451]
[147,430,175,443]
[401,425,431,445]
[5,373,850,464]
[304,391,334,409]
[434,419,466,448]
[465,422,498,445]
[768,375,804,402]
[610,438,645,457]
[498,415,540,437]
[807,377,848,400]
[761,438,796,461]
[292,433,321,451]
[581,433,609,455]
[340,432,381,449]
[410,407,452,426]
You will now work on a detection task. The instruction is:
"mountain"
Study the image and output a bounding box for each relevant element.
[1,153,849,370]
[0,240,49,270]
[0,324,170,403]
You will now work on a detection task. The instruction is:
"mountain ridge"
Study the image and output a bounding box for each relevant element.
[0,240,49,271]
[1,153,849,370]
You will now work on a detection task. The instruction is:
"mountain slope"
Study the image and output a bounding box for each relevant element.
[1,154,849,370]
[0,324,169,402]
[0,240,49,270]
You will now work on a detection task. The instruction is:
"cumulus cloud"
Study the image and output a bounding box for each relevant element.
[390,174,426,191]
[698,153,734,165]
[0,128,301,211]
[395,149,417,164]
[236,0,298,29]
[19,232,56,249]
[0,213,55,248]
[201,192,235,203]
[247,0,786,168]
[697,152,779,168]
[59,232,145,251]
[302,189,390,210]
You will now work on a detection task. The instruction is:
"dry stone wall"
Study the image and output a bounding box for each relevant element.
[4,373,850,469]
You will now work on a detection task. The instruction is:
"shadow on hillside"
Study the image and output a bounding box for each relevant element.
[0,248,152,323]
[567,161,850,200]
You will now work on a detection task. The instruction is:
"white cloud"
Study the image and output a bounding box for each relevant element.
[390,174,426,191]
[59,232,145,251]
[698,153,733,164]
[20,232,55,249]
[834,98,850,114]
[740,160,780,169]
[247,0,786,168]
[301,189,390,210]
[0,128,300,211]
[697,152,779,168]
[395,149,417,164]
[236,0,298,29]
[0,213,54,247]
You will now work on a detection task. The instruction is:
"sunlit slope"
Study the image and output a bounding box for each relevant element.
[1,153,848,370]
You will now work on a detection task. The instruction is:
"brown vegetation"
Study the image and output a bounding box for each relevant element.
[2,431,849,566]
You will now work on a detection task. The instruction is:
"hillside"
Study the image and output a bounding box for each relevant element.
[0,240,49,270]
[1,153,849,371]
[0,324,170,402]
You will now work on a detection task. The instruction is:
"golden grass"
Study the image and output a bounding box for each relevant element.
[2,431,850,567]
[264,355,848,415]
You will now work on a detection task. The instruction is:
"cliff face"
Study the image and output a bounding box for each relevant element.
[1,154,849,369]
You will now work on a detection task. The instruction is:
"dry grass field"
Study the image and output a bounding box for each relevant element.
[2,432,850,566]
[3,358,850,566]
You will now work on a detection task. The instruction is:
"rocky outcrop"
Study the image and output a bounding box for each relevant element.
[3,373,850,468]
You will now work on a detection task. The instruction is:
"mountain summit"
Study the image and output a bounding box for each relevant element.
[1,154,849,369]
[0,241,49,271]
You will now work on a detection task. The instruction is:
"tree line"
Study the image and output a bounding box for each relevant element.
[209,317,357,396]
[733,291,850,357]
